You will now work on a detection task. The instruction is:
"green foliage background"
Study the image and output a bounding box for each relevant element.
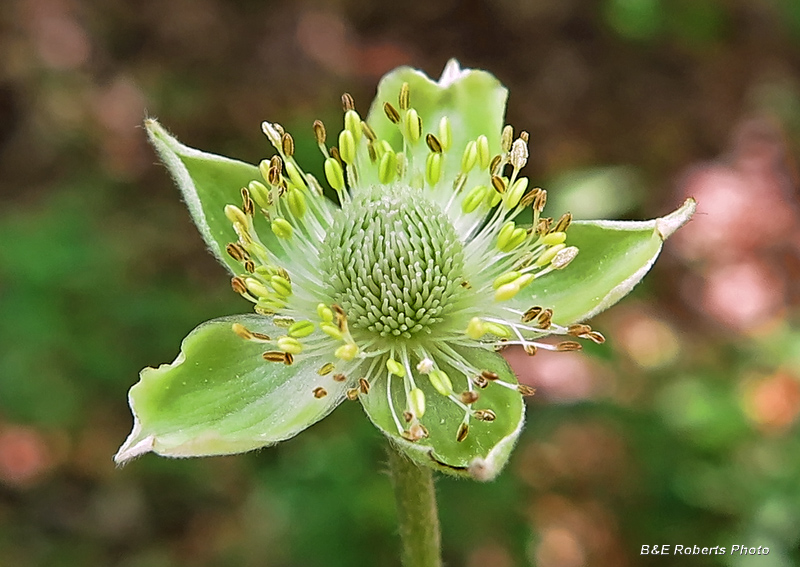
[1,0,800,565]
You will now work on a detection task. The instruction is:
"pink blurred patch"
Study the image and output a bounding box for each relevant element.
[504,346,607,402]
[0,425,54,488]
[742,371,800,433]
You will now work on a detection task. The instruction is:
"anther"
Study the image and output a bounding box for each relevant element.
[362,121,377,142]
[399,82,410,110]
[409,388,426,418]
[333,373,347,382]
[477,135,490,169]
[231,323,254,340]
[438,116,451,150]
[524,345,537,356]
[491,175,507,194]
[313,119,327,144]
[518,384,537,396]
[288,320,315,338]
[505,178,529,209]
[386,358,405,377]
[383,102,401,124]
[224,204,249,228]
[334,343,358,361]
[313,387,328,399]
[461,141,478,172]
[262,351,286,363]
[552,212,572,233]
[324,157,345,191]
[284,161,306,191]
[281,132,295,157]
[501,125,514,153]
[551,246,579,269]
[358,377,370,395]
[346,388,359,401]
[587,331,606,344]
[473,409,496,422]
[416,358,434,374]
[462,185,488,214]
[277,336,303,354]
[473,375,489,389]
[226,243,246,262]
[460,391,479,404]
[271,218,293,239]
[426,152,442,186]
[425,133,443,153]
[568,324,592,336]
[247,180,271,209]
[537,308,553,329]
[429,369,453,396]
[404,108,421,143]
[510,138,528,170]
[456,422,470,442]
[318,362,335,375]
[481,370,499,381]
[401,424,427,442]
[556,341,582,352]
[339,130,356,164]
[341,92,355,111]
[489,154,503,175]
[231,276,248,295]
[403,411,414,423]
[520,130,530,143]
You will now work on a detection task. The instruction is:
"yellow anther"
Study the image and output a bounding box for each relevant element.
[339,130,356,165]
[379,151,397,184]
[492,271,520,289]
[317,303,334,322]
[501,228,528,252]
[270,275,292,297]
[277,336,303,354]
[505,177,529,210]
[344,109,362,142]
[271,218,293,239]
[247,180,271,209]
[484,322,511,338]
[404,108,421,143]
[317,362,335,376]
[320,322,344,341]
[335,343,358,361]
[399,82,410,110]
[535,243,566,267]
[386,358,405,377]
[287,187,307,219]
[288,320,315,338]
[501,124,513,153]
[542,231,567,245]
[462,185,488,214]
[425,152,442,186]
[429,369,454,397]
[224,204,249,227]
[461,140,478,173]
[244,277,271,298]
[494,282,520,302]
[409,388,426,418]
[438,116,452,151]
[281,132,295,157]
[324,157,345,191]
[497,221,516,250]
[284,160,306,191]
[476,135,490,169]
[466,317,486,340]
[516,273,535,288]
[258,159,271,184]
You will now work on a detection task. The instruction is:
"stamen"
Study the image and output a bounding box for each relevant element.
[460,391,479,404]
[358,377,370,394]
[456,422,469,442]
[518,384,536,396]
[333,373,347,382]
[384,102,400,124]
[473,409,496,422]
[313,387,328,398]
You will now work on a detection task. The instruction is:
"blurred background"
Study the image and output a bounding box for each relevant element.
[1,0,800,565]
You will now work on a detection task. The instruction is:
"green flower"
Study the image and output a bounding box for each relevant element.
[115,60,694,480]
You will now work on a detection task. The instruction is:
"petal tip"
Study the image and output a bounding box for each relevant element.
[114,433,155,465]
[656,197,697,240]
[438,58,467,87]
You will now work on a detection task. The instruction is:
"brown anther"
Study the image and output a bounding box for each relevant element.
[232,323,253,340]
[346,388,359,401]
[568,324,592,336]
[425,133,443,153]
[341,92,355,111]
[489,154,503,174]
[226,243,246,262]
[481,370,499,381]
[518,384,537,397]
[329,146,342,164]
[333,373,347,382]
[317,362,335,375]
[283,353,294,365]
[536,217,552,235]
[533,189,548,213]
[524,344,537,356]
[453,172,467,193]
[398,82,410,110]
[313,387,328,398]
[460,281,472,289]
[556,341,582,352]
[281,132,295,157]
[519,187,541,209]
[460,391,479,404]
[473,409,497,422]
[520,130,530,143]
[250,332,271,341]
[552,212,572,233]
[491,175,507,194]
[403,411,414,423]
[473,375,489,389]
[367,142,377,163]
[494,342,509,352]
[231,276,248,295]
[536,308,553,329]
[244,260,256,273]
[587,331,606,344]
[362,121,377,142]
[268,165,281,186]
[332,304,348,331]
[456,422,470,442]
[262,351,285,363]
[241,187,255,216]
[522,306,542,323]
[401,424,426,442]
[312,119,326,144]
[414,423,429,439]
[383,102,400,124]
[358,377,370,395]
[277,267,291,282]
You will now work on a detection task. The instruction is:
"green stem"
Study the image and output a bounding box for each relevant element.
[387,444,443,567]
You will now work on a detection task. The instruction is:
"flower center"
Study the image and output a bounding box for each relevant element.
[320,184,467,339]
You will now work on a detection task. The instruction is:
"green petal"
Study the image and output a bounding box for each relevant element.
[114,315,346,463]
[359,347,524,481]
[363,59,508,186]
[145,119,282,273]
[512,198,696,324]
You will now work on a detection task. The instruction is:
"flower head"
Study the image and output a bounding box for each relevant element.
[116,60,694,479]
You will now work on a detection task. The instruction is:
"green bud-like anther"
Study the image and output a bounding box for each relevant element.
[339,130,356,165]
[324,157,345,191]
[288,320,315,338]
[429,369,454,397]
[409,388,426,418]
[271,218,293,239]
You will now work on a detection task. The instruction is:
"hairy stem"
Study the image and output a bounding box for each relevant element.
[387,444,443,567]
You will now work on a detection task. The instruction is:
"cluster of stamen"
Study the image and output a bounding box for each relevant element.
[221,79,602,445]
